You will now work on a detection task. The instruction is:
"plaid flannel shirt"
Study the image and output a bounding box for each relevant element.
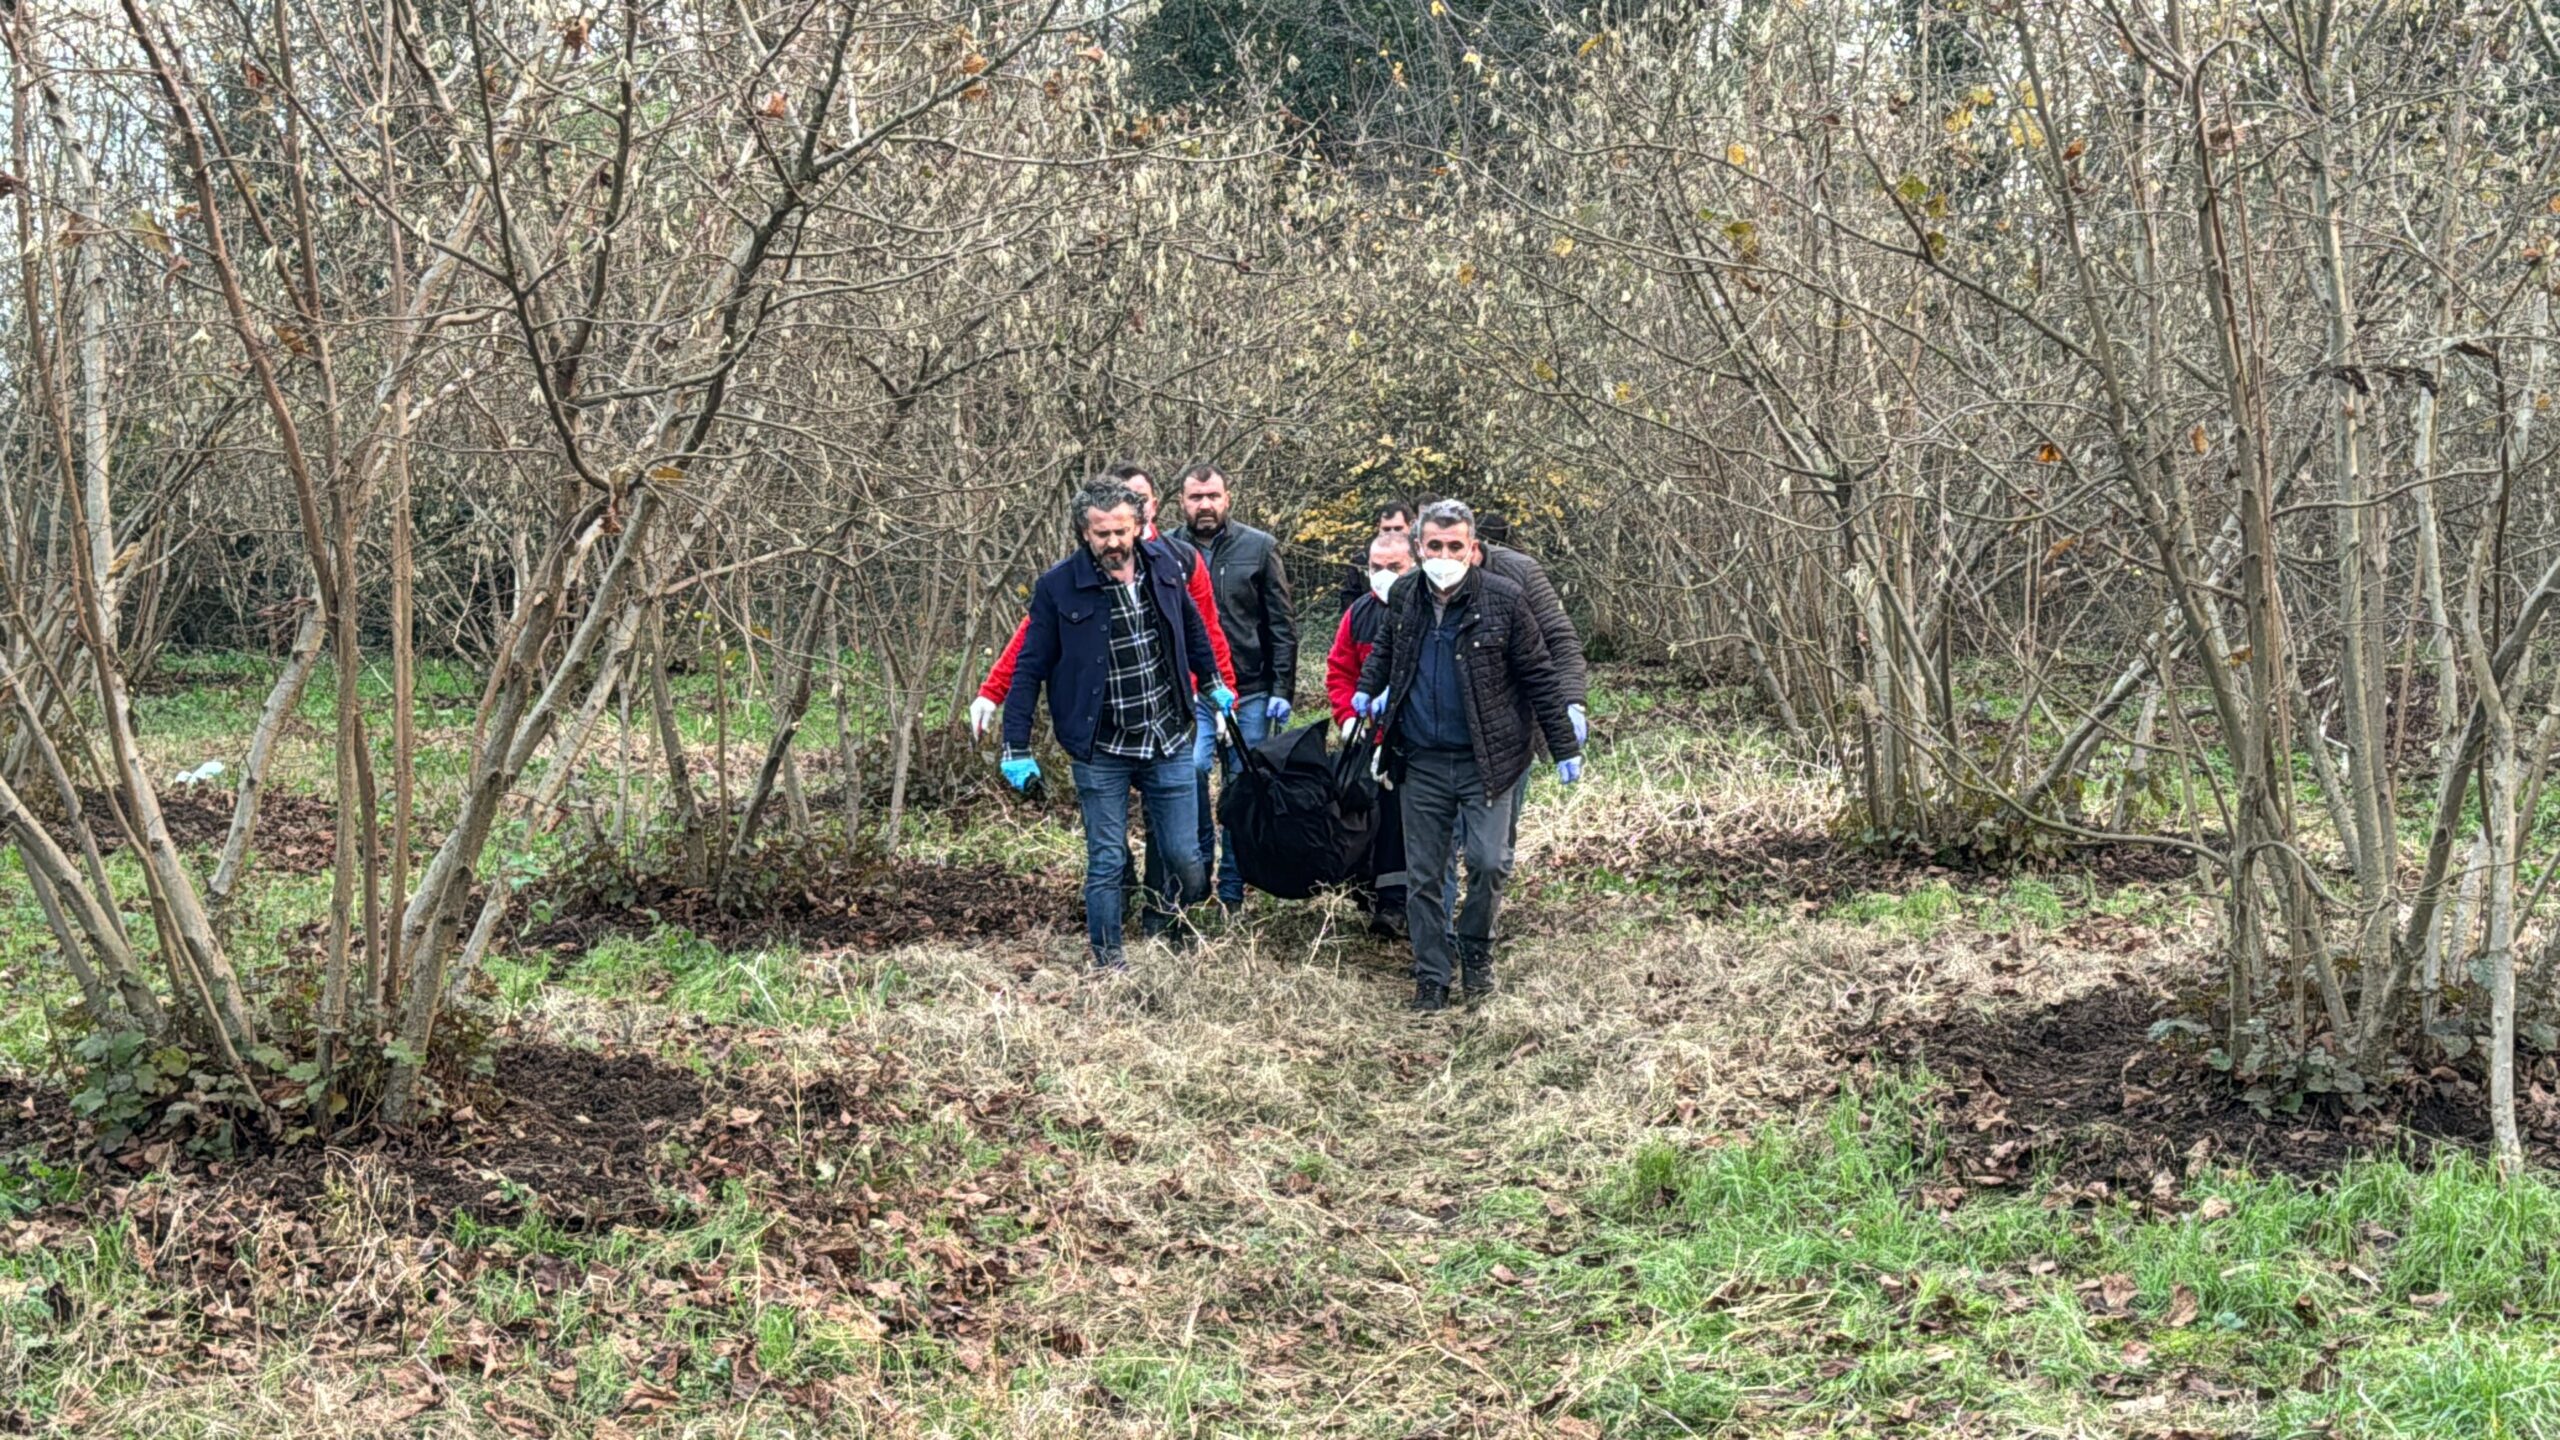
[1091,561,1193,760]
[1005,553,1192,765]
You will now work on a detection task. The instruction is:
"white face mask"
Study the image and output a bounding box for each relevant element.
[1369,568,1400,602]
[1422,557,1467,590]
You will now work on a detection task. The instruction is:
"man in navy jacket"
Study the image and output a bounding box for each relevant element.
[1001,479,1234,970]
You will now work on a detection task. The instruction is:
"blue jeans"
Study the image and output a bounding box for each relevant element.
[1200,693,1277,905]
[1072,755,1203,965]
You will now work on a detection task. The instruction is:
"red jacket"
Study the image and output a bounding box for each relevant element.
[979,526,1236,703]
[1326,592,1388,724]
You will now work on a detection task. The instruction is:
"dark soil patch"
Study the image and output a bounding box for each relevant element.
[217,1042,707,1230]
[522,853,1076,953]
[1539,821,2194,917]
[0,1074,74,1166]
[0,1042,704,1230]
[0,1039,1089,1392]
[36,787,350,876]
[1836,983,2560,1189]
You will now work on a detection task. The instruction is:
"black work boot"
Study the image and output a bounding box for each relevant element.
[1459,950,1495,1006]
[1409,981,1449,1013]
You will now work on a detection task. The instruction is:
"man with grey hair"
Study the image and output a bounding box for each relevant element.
[1350,498,1583,1011]
[1000,479,1235,971]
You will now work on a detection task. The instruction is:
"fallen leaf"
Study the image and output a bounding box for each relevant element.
[621,1380,681,1414]
[2165,1284,2200,1328]
[2083,1271,2138,1316]
[2197,1196,2235,1221]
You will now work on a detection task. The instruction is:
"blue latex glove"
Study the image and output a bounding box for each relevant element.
[1558,756,1583,785]
[1208,683,1237,715]
[1267,697,1293,727]
[1568,703,1588,746]
[1351,686,1389,720]
[1000,755,1041,792]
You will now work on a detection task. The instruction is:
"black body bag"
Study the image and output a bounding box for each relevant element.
[1216,719,1382,900]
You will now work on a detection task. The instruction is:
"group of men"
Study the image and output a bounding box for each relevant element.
[979,461,1588,1013]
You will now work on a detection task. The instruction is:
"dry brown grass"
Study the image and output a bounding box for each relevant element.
[30,714,2219,1438]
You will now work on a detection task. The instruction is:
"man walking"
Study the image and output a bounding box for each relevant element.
[1179,460,1298,912]
[1327,530,1416,937]
[972,463,1236,907]
[1352,500,1581,1011]
[1000,479,1233,971]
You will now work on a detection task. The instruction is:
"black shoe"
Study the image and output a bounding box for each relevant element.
[1460,954,1494,1004]
[1368,908,1409,941]
[1409,982,1449,1013]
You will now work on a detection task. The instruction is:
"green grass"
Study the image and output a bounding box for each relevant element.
[2273,1328,2560,1437]
[1823,879,1963,934]
[1092,1350,1248,1427]
[2000,874,2068,930]
[533,928,888,1029]
[1436,1078,2560,1437]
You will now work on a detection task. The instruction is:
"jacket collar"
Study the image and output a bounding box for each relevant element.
[1068,542,1164,592]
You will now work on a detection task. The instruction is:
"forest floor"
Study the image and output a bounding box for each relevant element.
[3,663,2559,1438]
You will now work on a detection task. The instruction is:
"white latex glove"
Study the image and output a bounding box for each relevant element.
[969,695,999,738]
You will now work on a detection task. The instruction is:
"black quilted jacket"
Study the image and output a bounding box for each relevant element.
[1354,566,1581,800]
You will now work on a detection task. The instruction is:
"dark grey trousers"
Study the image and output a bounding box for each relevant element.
[1398,747,1519,989]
